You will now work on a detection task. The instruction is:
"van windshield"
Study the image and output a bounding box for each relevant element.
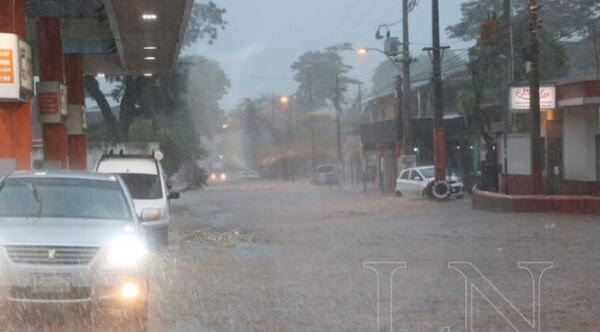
[119,174,163,200]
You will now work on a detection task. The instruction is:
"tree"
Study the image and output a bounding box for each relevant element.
[291,43,360,109]
[85,1,228,139]
[370,52,466,95]
[183,55,231,140]
[447,0,600,42]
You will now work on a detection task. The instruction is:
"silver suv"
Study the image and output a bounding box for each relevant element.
[0,171,150,329]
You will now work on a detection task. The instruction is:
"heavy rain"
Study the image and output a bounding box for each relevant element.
[0,0,600,331]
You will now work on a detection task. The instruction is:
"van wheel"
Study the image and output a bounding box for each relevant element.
[395,191,403,197]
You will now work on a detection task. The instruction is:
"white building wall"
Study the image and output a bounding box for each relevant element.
[563,108,600,181]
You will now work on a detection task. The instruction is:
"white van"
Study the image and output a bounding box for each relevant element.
[95,152,179,247]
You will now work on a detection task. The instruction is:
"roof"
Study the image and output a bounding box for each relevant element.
[6,170,118,181]
[27,0,193,75]
[96,157,158,175]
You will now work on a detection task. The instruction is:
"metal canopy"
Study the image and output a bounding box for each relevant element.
[26,0,192,75]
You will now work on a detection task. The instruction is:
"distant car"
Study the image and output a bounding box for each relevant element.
[95,152,179,247]
[210,171,227,181]
[0,171,150,328]
[395,166,465,198]
[239,170,260,180]
[313,164,339,185]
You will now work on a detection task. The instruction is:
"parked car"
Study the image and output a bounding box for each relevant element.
[312,164,339,185]
[239,170,260,180]
[0,171,150,329]
[395,166,465,198]
[95,152,179,247]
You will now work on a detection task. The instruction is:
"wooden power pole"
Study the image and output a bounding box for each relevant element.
[528,0,543,194]
[402,0,413,153]
[430,0,447,182]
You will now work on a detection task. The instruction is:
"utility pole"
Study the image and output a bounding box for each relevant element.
[335,73,344,186]
[528,0,543,194]
[308,72,317,174]
[428,0,447,182]
[395,75,404,152]
[288,100,295,182]
[502,0,513,193]
[402,0,413,154]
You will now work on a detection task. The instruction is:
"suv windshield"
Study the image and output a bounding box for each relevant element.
[0,178,131,220]
[119,174,163,200]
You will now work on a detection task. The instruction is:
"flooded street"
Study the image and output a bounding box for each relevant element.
[2,180,600,331]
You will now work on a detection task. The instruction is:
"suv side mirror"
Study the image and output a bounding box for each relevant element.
[168,191,180,200]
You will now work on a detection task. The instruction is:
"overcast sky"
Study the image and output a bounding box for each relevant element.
[185,0,473,110]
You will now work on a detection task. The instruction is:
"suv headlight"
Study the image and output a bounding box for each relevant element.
[106,235,148,267]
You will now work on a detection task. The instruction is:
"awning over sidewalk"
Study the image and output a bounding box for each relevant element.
[27,0,193,75]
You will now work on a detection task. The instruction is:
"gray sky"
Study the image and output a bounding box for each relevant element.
[186,0,473,109]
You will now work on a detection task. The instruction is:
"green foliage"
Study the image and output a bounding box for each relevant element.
[87,122,117,144]
[447,0,600,41]
[183,1,227,47]
[183,55,231,139]
[128,118,155,143]
[85,2,229,178]
[512,22,569,82]
[370,52,467,95]
[291,43,360,108]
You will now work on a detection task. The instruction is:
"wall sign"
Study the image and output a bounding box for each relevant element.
[0,33,32,102]
[37,81,68,123]
[510,86,556,111]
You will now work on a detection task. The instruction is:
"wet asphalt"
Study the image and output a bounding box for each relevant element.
[3,180,600,331]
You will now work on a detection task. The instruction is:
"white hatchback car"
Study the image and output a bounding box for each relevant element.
[95,152,179,247]
[395,166,465,198]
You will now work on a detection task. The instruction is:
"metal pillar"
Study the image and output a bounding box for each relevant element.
[37,17,68,169]
[65,54,87,170]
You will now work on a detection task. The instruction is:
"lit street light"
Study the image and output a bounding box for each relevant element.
[279,95,289,105]
[357,47,369,55]
[357,46,402,71]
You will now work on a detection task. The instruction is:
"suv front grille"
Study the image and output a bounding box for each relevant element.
[4,246,100,265]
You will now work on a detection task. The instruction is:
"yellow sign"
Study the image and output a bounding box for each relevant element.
[0,48,14,84]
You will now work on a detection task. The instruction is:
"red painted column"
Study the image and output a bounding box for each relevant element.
[37,17,68,169]
[65,54,87,170]
[0,0,32,170]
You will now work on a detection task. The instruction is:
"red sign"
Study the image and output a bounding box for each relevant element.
[38,92,59,115]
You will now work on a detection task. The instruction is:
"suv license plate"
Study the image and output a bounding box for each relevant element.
[32,274,71,293]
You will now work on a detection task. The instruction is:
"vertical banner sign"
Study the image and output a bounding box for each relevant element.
[18,39,33,93]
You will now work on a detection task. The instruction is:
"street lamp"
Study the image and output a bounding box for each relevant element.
[279,95,289,105]
[357,47,369,55]
[356,46,402,71]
